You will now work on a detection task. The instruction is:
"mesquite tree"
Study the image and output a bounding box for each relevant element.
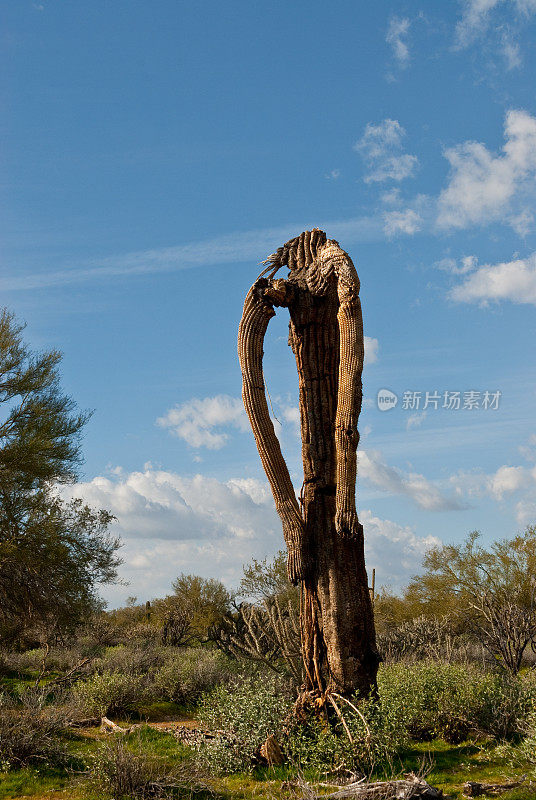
[238,229,379,700]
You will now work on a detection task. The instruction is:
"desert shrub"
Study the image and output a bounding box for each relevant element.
[377,615,460,663]
[0,652,8,676]
[4,646,87,675]
[196,673,293,773]
[288,689,410,776]
[6,647,44,674]
[87,731,206,799]
[0,689,70,769]
[153,647,235,706]
[518,707,536,763]
[96,643,165,676]
[378,661,523,742]
[73,671,150,717]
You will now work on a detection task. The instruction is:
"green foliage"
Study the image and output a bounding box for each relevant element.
[1,492,120,646]
[0,308,121,647]
[74,671,149,718]
[287,662,532,776]
[0,309,88,489]
[96,644,165,676]
[154,574,232,646]
[378,661,525,743]
[404,528,536,673]
[239,550,298,608]
[153,647,235,706]
[196,673,293,773]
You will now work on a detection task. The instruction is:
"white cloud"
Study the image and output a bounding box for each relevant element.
[488,465,533,498]
[354,119,418,184]
[436,110,536,231]
[510,208,534,235]
[361,509,441,586]
[364,336,379,364]
[515,498,536,525]
[157,395,248,449]
[456,0,504,47]
[0,216,384,292]
[65,468,281,550]
[451,462,536,501]
[381,188,401,205]
[64,466,442,603]
[358,449,467,511]
[455,0,536,49]
[501,31,523,69]
[386,16,411,67]
[406,411,427,430]
[325,169,341,180]
[449,252,536,305]
[384,209,422,236]
[437,255,478,275]
[519,433,536,461]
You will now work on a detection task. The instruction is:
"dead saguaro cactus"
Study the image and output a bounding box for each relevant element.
[238,229,380,700]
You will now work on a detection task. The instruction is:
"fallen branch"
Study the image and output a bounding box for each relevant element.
[463,777,526,797]
[100,716,138,734]
[68,716,101,728]
[324,774,442,800]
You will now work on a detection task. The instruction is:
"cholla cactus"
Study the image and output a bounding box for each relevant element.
[238,230,379,699]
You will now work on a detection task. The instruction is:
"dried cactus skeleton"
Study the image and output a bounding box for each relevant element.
[238,230,379,700]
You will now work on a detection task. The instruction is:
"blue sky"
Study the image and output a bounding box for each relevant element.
[2,0,536,606]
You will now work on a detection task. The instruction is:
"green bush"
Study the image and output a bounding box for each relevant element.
[287,690,409,776]
[73,671,149,717]
[96,643,165,676]
[153,647,235,706]
[378,661,524,742]
[196,673,293,773]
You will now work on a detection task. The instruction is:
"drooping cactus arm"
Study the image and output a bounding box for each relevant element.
[306,239,364,540]
[237,282,308,584]
[334,283,363,539]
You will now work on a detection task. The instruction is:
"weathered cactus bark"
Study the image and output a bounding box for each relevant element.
[238,229,379,701]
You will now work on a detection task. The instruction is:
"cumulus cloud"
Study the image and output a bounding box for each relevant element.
[157,395,248,449]
[354,119,418,184]
[451,462,536,511]
[449,252,536,305]
[364,336,379,364]
[386,16,411,67]
[361,509,441,583]
[384,209,422,237]
[358,449,467,511]
[515,498,536,525]
[436,110,536,231]
[64,466,442,603]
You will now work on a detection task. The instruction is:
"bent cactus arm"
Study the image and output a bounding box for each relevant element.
[237,283,308,583]
[308,240,364,540]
